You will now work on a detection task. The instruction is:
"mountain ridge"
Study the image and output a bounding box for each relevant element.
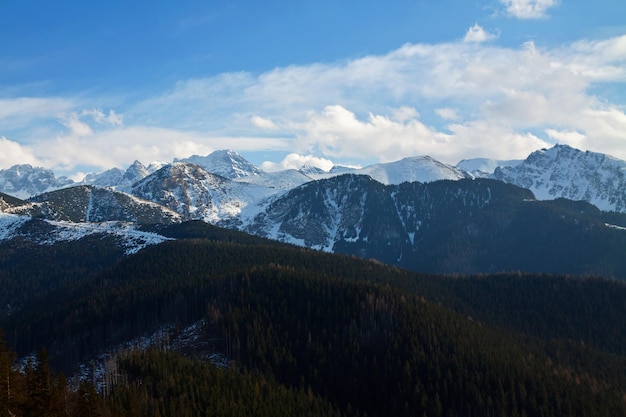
[3,144,626,214]
[2,145,626,276]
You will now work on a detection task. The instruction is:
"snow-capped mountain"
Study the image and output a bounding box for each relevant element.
[175,149,264,179]
[493,144,626,212]
[131,162,275,223]
[298,164,327,176]
[4,145,626,216]
[0,164,73,199]
[350,156,468,185]
[456,158,523,177]
[234,169,312,190]
[304,156,468,185]
[82,160,155,190]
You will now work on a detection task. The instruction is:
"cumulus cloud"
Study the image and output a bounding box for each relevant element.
[261,153,335,172]
[463,24,498,43]
[125,33,626,164]
[5,30,626,172]
[435,108,461,121]
[499,0,559,19]
[34,124,291,174]
[294,105,550,164]
[60,113,94,137]
[0,137,40,168]
[251,115,279,130]
[545,129,586,148]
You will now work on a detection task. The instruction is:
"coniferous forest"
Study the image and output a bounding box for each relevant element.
[2,221,626,416]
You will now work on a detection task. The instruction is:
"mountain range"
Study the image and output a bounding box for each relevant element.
[2,143,626,276]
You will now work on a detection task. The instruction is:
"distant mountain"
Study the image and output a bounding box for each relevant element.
[298,164,327,176]
[456,158,522,176]
[131,162,275,223]
[352,156,468,184]
[234,169,312,190]
[493,144,626,212]
[5,144,626,214]
[175,149,264,179]
[82,160,153,190]
[0,164,73,199]
[308,156,467,185]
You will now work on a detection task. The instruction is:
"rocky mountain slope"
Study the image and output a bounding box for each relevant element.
[131,162,276,223]
[492,144,626,212]
[175,149,264,179]
[0,164,73,199]
[243,174,626,275]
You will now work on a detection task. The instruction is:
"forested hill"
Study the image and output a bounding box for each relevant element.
[2,221,626,416]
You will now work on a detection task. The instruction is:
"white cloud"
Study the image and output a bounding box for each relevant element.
[499,0,559,19]
[545,129,586,148]
[5,31,626,172]
[435,108,461,121]
[35,125,291,173]
[60,113,94,137]
[0,137,40,169]
[295,105,550,164]
[0,97,73,120]
[82,109,124,126]
[251,115,278,130]
[261,153,335,172]
[463,24,498,43]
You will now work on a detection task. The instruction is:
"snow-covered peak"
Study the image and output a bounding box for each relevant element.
[122,160,149,184]
[0,164,73,199]
[352,156,467,185]
[235,169,312,190]
[132,162,276,224]
[493,144,626,212]
[328,165,355,175]
[83,167,125,187]
[82,160,151,190]
[175,149,264,179]
[298,164,327,176]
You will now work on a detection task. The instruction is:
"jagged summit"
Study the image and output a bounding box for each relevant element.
[0,164,72,199]
[82,160,151,189]
[298,164,327,176]
[131,162,274,223]
[493,144,626,212]
[175,149,264,179]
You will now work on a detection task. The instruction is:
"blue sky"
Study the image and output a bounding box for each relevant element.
[1,0,625,178]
